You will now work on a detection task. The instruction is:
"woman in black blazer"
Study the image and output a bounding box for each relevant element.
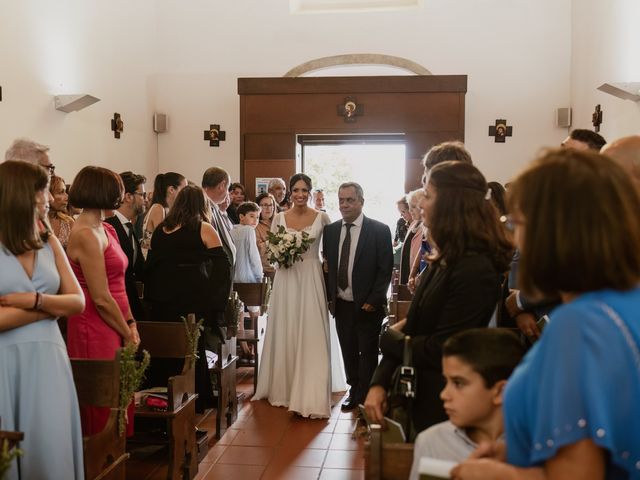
[365,161,513,434]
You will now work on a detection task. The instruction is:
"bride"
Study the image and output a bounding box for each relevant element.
[254,173,345,418]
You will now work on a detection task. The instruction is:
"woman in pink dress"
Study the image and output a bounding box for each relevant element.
[66,166,140,436]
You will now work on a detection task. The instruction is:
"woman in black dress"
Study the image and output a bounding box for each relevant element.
[144,185,232,411]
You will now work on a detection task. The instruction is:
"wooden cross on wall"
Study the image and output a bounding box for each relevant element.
[592,104,603,132]
[203,124,226,147]
[488,119,513,143]
[111,113,124,139]
[337,97,364,123]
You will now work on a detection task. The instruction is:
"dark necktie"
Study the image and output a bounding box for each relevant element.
[125,222,137,263]
[338,223,353,291]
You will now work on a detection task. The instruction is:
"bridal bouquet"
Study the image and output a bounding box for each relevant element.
[266,225,314,269]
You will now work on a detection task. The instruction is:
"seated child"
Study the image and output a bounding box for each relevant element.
[230,201,264,283]
[409,328,526,480]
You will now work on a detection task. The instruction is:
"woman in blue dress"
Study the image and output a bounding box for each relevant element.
[0,161,86,479]
[452,149,640,479]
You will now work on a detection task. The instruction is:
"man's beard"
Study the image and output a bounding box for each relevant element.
[134,204,146,218]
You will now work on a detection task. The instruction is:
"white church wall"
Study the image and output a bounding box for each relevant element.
[0,0,158,182]
[570,0,640,143]
[0,0,580,186]
[153,0,572,186]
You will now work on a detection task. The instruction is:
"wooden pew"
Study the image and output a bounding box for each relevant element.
[387,295,412,327]
[210,331,239,438]
[135,319,199,480]
[234,277,270,393]
[365,424,414,480]
[396,284,413,301]
[70,349,129,480]
[0,428,23,451]
[0,420,24,477]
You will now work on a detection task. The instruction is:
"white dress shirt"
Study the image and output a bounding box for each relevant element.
[337,212,364,302]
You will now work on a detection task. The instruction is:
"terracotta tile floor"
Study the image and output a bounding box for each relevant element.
[193,368,366,480]
[126,367,366,479]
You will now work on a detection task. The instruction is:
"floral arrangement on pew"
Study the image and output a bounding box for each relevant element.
[262,277,272,315]
[266,225,314,269]
[0,439,22,480]
[182,314,204,368]
[119,344,150,435]
[223,291,244,338]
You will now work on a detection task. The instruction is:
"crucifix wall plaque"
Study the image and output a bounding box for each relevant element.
[203,124,226,147]
[488,119,513,143]
[337,97,364,123]
[592,104,603,132]
[111,113,124,139]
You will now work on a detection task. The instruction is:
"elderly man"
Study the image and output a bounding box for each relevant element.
[5,138,55,174]
[601,135,640,185]
[5,138,56,205]
[268,178,288,211]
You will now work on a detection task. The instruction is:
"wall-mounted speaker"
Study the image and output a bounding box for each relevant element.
[555,107,572,128]
[153,113,168,133]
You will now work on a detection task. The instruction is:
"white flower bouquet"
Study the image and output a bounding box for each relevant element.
[266,225,314,269]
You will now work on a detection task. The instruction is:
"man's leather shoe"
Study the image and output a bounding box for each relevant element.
[341,397,358,411]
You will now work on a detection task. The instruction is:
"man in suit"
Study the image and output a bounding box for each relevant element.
[323,182,393,411]
[202,166,236,267]
[105,171,147,320]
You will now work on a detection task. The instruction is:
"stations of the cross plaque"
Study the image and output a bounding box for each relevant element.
[488,119,513,143]
[203,124,226,147]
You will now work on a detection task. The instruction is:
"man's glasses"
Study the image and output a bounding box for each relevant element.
[43,164,55,175]
[132,192,147,199]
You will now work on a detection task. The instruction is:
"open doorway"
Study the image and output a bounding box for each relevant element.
[298,135,406,233]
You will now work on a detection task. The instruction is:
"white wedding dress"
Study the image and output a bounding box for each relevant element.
[254,211,346,418]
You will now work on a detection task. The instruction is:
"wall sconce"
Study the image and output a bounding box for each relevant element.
[597,82,640,102]
[54,94,100,112]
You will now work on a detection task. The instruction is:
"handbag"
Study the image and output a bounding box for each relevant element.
[382,328,417,442]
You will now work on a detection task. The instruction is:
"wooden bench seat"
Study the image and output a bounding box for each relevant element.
[365,424,414,480]
[134,318,199,480]
[210,332,239,438]
[70,349,129,480]
[233,278,270,394]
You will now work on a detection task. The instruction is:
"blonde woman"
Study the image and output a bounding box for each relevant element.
[48,175,75,248]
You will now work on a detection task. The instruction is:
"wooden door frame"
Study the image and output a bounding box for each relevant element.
[238,75,467,200]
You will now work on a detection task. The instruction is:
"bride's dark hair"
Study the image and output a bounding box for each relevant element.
[289,173,312,192]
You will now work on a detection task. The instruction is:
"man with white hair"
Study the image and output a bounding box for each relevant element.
[5,138,55,177]
[268,177,288,211]
[5,138,55,207]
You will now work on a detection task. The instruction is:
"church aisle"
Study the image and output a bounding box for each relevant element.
[195,369,365,480]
